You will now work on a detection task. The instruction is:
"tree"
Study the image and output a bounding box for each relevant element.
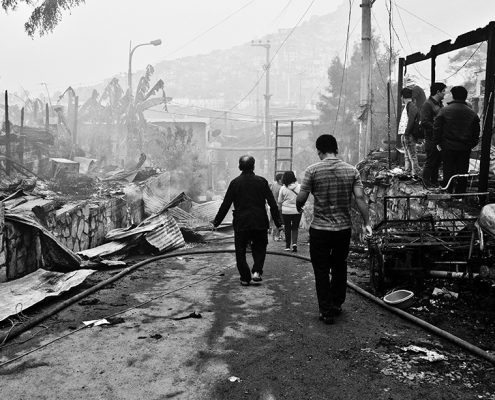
[1,0,84,37]
[317,37,398,163]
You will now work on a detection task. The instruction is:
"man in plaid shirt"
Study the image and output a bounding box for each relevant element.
[296,134,371,325]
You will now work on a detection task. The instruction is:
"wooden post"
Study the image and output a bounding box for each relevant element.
[4,90,11,175]
[45,103,49,132]
[431,56,436,86]
[19,107,25,165]
[73,96,79,149]
[479,22,495,194]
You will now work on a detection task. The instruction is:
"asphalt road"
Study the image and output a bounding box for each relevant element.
[1,239,494,399]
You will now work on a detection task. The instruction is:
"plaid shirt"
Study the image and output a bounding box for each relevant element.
[300,158,362,231]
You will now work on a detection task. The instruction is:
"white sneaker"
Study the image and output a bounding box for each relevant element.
[252,272,262,282]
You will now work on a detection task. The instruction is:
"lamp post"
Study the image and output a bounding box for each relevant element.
[128,39,162,97]
[126,39,161,162]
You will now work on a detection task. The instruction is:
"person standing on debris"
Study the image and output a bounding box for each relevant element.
[421,82,446,188]
[212,155,282,286]
[269,173,284,241]
[433,86,480,193]
[296,134,372,325]
[398,87,421,179]
[278,170,302,252]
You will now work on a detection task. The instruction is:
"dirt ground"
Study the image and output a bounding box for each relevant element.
[1,232,495,400]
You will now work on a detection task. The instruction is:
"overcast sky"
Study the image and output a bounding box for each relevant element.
[0,0,493,97]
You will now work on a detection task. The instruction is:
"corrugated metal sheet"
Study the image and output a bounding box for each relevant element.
[144,213,185,252]
[0,269,95,322]
[142,172,171,215]
[77,241,129,259]
[189,200,233,224]
[168,207,207,229]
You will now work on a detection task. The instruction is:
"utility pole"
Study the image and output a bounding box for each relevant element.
[252,40,272,175]
[359,0,374,160]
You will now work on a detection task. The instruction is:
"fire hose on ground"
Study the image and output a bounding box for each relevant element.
[0,249,494,367]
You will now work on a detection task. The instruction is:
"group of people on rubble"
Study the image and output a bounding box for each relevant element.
[212,134,372,325]
[399,82,480,193]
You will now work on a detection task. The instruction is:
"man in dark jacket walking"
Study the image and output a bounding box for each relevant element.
[421,82,446,187]
[213,155,282,285]
[433,86,480,193]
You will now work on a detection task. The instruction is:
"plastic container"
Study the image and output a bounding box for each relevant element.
[383,290,415,309]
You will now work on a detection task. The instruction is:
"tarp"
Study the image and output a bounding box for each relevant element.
[0,269,95,322]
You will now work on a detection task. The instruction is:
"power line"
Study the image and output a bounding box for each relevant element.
[270,0,294,24]
[332,0,353,135]
[444,41,485,80]
[393,3,452,38]
[392,3,429,84]
[223,0,317,118]
[165,0,257,58]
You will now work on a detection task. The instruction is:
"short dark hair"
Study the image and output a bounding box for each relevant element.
[451,86,468,101]
[282,171,297,186]
[275,173,283,182]
[238,155,255,171]
[315,134,338,155]
[401,87,413,98]
[430,82,446,96]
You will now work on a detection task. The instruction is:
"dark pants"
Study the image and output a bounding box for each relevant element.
[442,149,471,193]
[422,139,442,185]
[309,228,351,316]
[282,213,302,249]
[234,229,268,282]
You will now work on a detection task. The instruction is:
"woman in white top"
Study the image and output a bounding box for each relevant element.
[277,170,302,252]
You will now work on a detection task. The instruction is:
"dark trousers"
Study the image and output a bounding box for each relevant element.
[282,213,302,249]
[422,139,442,185]
[442,149,471,193]
[309,228,351,316]
[234,229,268,282]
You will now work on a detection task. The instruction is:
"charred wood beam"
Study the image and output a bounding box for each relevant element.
[404,24,491,66]
[479,22,495,195]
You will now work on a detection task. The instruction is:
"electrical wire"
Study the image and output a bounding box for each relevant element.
[148,107,288,124]
[332,0,353,135]
[444,42,485,81]
[393,3,452,38]
[270,0,294,24]
[220,0,317,120]
[392,3,429,84]
[165,0,257,58]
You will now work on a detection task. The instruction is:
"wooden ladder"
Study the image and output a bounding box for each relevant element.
[274,120,294,177]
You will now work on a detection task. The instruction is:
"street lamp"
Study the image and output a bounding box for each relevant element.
[128,39,162,97]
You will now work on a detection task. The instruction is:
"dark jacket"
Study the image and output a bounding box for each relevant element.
[404,101,419,137]
[420,96,443,140]
[213,171,281,231]
[433,100,480,151]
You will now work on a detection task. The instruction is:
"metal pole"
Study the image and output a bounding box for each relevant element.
[387,81,391,169]
[479,22,495,194]
[359,0,372,159]
[4,91,11,175]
